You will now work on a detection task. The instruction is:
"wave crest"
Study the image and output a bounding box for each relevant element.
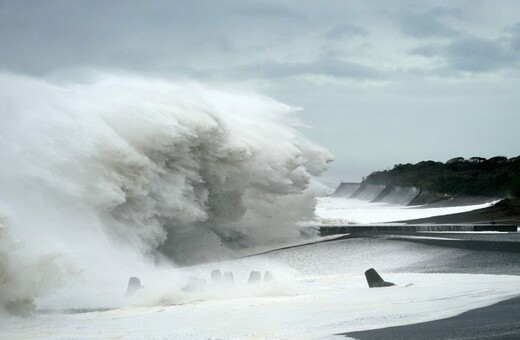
[0,73,332,270]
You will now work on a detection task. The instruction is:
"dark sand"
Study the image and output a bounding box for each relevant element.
[343,296,520,339]
[339,232,520,339]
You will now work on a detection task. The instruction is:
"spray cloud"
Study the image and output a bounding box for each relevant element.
[0,73,332,312]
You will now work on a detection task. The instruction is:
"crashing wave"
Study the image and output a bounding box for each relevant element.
[0,73,332,313]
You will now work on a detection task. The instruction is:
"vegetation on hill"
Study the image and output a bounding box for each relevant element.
[364,156,520,198]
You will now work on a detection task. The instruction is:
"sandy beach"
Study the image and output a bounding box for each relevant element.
[340,231,520,339]
[343,296,520,339]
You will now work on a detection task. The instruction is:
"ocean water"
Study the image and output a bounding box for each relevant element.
[1,73,516,338]
[2,237,519,339]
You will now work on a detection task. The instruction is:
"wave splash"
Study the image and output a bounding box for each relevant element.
[0,73,332,313]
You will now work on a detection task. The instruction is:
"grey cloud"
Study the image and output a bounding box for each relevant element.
[209,36,235,53]
[324,23,369,39]
[507,22,520,51]
[410,44,442,57]
[0,0,306,76]
[0,1,205,74]
[237,56,383,80]
[398,6,462,38]
[232,1,306,21]
[410,23,520,74]
[445,36,514,72]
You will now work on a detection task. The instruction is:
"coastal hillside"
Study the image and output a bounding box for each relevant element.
[364,156,520,198]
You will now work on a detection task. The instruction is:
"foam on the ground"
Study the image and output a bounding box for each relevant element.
[315,197,498,225]
[2,237,519,339]
[3,273,518,339]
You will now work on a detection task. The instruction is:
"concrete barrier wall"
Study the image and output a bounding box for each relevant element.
[332,182,361,197]
[372,186,421,205]
[332,183,421,206]
[352,184,387,201]
[319,224,517,236]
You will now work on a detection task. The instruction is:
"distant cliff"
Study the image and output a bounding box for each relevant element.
[364,156,520,198]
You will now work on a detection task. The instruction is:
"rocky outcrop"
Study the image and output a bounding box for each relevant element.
[364,268,395,288]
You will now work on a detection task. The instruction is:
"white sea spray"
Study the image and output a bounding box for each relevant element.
[0,73,332,313]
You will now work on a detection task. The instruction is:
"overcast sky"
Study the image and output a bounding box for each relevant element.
[1,0,519,183]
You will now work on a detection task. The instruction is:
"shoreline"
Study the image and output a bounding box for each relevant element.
[2,231,519,339]
[398,198,520,224]
[336,222,520,339]
[341,295,520,339]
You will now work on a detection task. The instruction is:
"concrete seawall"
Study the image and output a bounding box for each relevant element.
[319,224,518,236]
[373,185,421,205]
[331,182,361,197]
[332,182,421,206]
[352,184,387,201]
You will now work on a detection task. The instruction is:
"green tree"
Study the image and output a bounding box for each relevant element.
[511,178,520,198]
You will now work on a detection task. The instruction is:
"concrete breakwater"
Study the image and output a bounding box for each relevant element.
[332,182,421,206]
[319,224,518,236]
